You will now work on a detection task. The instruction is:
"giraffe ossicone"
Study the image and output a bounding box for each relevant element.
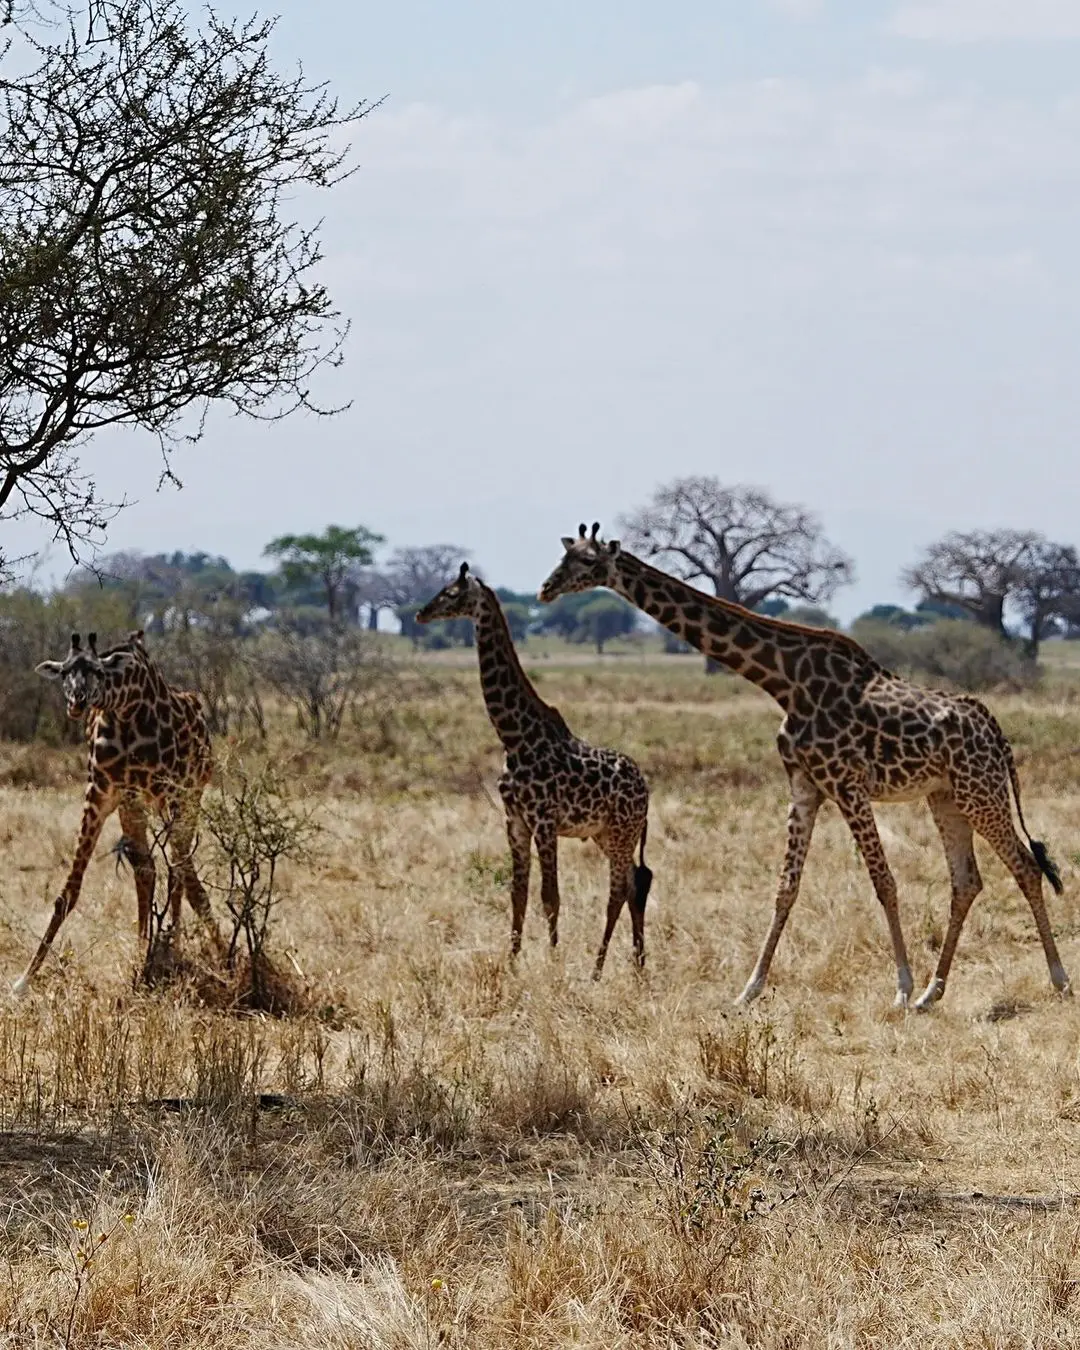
[15,629,225,993]
[539,525,1069,1010]
[417,563,652,978]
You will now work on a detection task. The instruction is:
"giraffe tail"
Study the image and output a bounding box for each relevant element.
[1006,747,1064,895]
[633,820,654,911]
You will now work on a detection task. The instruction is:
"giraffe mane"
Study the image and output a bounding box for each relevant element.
[609,544,881,666]
[476,577,573,737]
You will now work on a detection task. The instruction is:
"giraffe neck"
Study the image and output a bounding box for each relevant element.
[98,650,167,716]
[609,553,877,712]
[473,582,571,750]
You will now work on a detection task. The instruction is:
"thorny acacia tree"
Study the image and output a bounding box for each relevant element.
[618,477,853,608]
[0,0,373,574]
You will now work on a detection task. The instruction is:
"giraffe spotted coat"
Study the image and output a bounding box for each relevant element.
[16,630,223,993]
[417,564,652,977]
[539,525,1068,1010]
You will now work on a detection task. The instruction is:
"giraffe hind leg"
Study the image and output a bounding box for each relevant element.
[118,798,156,941]
[629,825,653,971]
[594,838,635,980]
[170,803,226,956]
[976,799,1070,995]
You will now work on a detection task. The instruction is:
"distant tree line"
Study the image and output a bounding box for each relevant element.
[21,479,1080,669]
[57,527,642,653]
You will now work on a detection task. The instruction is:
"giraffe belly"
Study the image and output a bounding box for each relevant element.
[870,772,949,803]
[558,816,607,840]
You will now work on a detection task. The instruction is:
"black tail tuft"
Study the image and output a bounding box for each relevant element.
[634,820,653,910]
[633,862,654,912]
[1031,839,1064,896]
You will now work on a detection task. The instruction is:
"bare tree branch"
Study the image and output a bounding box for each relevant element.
[617,477,854,610]
[902,530,1041,637]
[904,528,1080,657]
[0,0,376,577]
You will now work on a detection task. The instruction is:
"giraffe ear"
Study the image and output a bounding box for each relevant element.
[561,537,575,551]
[458,561,469,580]
[608,539,621,556]
[100,649,136,674]
[35,660,65,682]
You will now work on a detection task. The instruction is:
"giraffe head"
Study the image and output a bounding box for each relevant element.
[538,523,621,602]
[415,562,484,624]
[35,631,143,720]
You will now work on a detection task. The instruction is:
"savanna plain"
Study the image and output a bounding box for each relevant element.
[4,644,1080,1348]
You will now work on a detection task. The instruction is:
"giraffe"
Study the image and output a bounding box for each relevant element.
[417,563,653,977]
[539,524,1069,1010]
[14,630,224,994]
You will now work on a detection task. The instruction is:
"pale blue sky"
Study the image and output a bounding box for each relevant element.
[11,0,1080,617]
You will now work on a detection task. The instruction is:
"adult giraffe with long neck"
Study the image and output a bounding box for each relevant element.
[539,524,1068,1010]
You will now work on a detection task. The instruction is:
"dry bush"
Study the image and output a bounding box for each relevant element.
[201,754,319,1014]
[251,622,397,740]
[155,621,266,739]
[852,617,1038,692]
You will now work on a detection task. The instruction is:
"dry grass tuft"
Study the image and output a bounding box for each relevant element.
[3,658,1080,1344]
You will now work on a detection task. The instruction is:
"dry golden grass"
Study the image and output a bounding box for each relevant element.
[3,657,1080,1345]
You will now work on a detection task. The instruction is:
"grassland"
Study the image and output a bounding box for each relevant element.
[3,651,1080,1346]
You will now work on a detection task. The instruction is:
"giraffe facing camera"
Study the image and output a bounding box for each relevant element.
[16,629,225,994]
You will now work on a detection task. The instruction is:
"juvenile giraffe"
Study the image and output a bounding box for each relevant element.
[417,564,653,977]
[539,524,1068,1010]
[14,630,224,994]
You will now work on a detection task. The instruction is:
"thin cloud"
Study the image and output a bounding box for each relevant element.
[891,0,1080,42]
[763,0,825,17]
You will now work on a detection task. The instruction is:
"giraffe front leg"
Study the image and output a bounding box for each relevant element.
[736,771,822,1006]
[835,787,913,1008]
[13,785,118,995]
[506,812,532,958]
[534,822,560,950]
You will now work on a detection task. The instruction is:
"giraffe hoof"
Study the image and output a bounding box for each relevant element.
[912,981,944,1012]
